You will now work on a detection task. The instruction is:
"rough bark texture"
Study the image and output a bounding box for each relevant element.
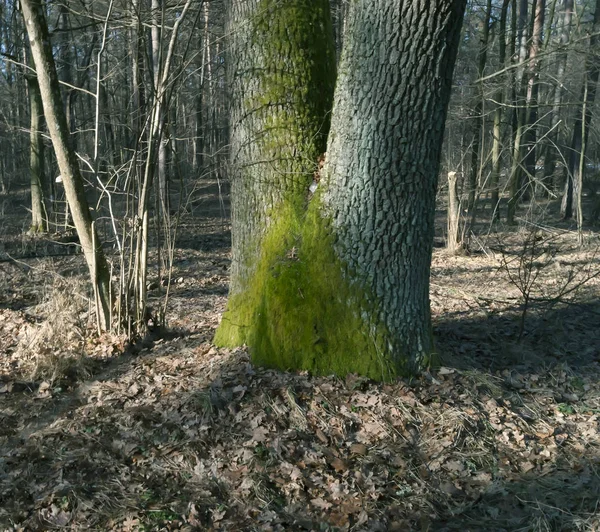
[21,0,112,329]
[321,0,466,374]
[27,74,46,233]
[222,0,336,293]
[216,0,465,378]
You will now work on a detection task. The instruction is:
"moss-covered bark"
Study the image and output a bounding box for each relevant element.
[225,0,336,296]
[216,196,397,381]
[218,0,465,379]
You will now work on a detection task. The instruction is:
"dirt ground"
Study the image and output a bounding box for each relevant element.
[1,182,600,531]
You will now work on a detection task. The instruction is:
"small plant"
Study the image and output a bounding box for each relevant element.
[497,227,559,340]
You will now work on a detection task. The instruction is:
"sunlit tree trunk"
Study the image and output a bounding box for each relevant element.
[216,0,466,377]
[20,0,112,329]
[490,0,510,218]
[467,0,492,216]
[543,0,573,194]
[507,0,529,224]
[561,0,600,219]
[523,0,545,197]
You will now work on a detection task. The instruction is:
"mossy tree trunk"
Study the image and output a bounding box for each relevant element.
[217,0,336,296]
[26,74,47,233]
[216,0,465,379]
[320,0,466,375]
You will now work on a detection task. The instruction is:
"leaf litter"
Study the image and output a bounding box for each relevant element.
[1,200,600,530]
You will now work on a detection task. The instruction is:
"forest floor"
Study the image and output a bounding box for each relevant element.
[1,181,600,531]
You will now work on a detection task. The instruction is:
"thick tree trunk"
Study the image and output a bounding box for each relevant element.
[214,0,337,357]
[26,74,47,233]
[321,0,465,374]
[20,0,112,330]
[216,0,466,378]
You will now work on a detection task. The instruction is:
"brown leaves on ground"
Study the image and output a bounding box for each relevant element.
[2,210,600,530]
[1,333,599,531]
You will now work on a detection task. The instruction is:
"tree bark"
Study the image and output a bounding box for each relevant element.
[216,0,466,378]
[467,0,492,215]
[20,0,112,329]
[26,74,47,233]
[507,0,529,224]
[321,0,465,374]
[490,0,511,218]
[561,0,600,219]
[447,171,461,253]
[523,0,545,197]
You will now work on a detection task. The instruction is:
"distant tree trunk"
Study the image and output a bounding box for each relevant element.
[523,0,545,197]
[467,0,492,215]
[561,0,600,219]
[26,74,47,233]
[447,171,461,253]
[490,0,511,218]
[507,0,529,224]
[20,0,112,330]
[543,0,573,194]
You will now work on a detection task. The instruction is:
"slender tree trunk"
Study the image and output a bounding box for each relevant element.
[26,74,47,233]
[543,0,573,194]
[507,0,529,224]
[491,0,511,218]
[467,0,492,215]
[561,0,600,219]
[523,0,545,198]
[20,0,112,330]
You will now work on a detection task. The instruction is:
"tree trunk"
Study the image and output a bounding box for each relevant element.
[26,74,47,233]
[214,0,337,355]
[467,0,492,215]
[490,0,511,218]
[20,0,112,330]
[561,0,600,219]
[523,0,545,197]
[216,0,466,378]
[507,0,529,224]
[543,0,573,194]
[447,171,461,253]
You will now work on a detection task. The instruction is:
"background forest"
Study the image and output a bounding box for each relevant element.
[1,0,600,530]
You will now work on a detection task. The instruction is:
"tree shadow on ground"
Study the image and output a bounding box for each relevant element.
[436,299,600,372]
[2,302,599,530]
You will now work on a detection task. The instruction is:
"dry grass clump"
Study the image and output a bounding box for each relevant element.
[15,278,96,384]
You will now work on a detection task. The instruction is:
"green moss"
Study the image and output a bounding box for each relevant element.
[215,197,398,382]
[242,0,336,198]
